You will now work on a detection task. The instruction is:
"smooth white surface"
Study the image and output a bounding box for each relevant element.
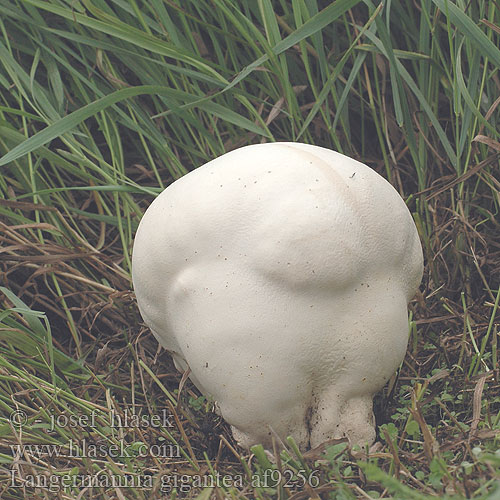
[132,142,423,450]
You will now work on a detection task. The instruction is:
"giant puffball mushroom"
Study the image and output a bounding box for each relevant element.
[132,142,424,450]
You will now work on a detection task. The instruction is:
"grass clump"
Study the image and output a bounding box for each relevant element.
[0,0,499,498]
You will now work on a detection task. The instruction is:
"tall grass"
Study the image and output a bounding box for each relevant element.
[0,1,499,499]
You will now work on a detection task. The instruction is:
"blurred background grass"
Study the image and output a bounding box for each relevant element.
[0,0,499,498]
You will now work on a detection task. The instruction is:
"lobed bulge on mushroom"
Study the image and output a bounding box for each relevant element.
[132,142,423,450]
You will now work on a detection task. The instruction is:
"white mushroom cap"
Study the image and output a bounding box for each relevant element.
[132,142,423,450]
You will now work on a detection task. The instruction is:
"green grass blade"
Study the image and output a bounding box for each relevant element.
[0,85,271,167]
[432,0,500,68]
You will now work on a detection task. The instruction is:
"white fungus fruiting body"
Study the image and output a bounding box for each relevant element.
[132,142,423,450]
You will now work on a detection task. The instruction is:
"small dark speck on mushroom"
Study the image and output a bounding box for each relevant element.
[205,362,209,368]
